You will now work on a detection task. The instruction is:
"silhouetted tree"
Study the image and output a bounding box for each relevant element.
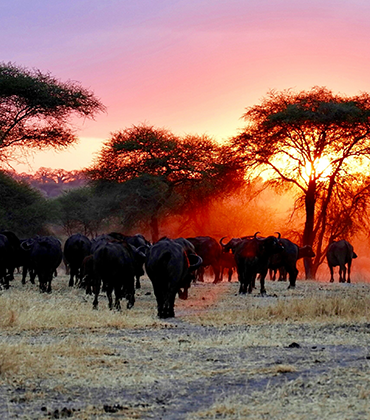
[292,173,370,270]
[87,124,242,241]
[0,171,51,236]
[232,87,370,278]
[0,62,105,166]
[55,186,110,237]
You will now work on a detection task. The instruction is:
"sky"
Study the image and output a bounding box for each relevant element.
[2,0,370,173]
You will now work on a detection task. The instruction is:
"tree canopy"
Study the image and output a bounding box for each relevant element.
[0,171,52,236]
[0,62,105,166]
[232,87,370,278]
[87,124,242,241]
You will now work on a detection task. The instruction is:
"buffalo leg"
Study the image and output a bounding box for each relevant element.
[30,269,36,284]
[213,265,221,284]
[347,262,352,283]
[339,265,346,283]
[259,270,267,295]
[92,278,101,309]
[162,291,176,318]
[287,267,298,289]
[47,274,53,293]
[151,281,165,317]
[329,266,334,282]
[21,266,28,284]
[239,282,247,294]
[124,279,135,309]
[106,284,114,310]
[38,273,46,293]
[114,286,121,311]
[69,266,77,287]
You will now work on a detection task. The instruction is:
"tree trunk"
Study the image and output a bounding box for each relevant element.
[302,179,316,279]
[310,174,337,280]
[150,215,159,243]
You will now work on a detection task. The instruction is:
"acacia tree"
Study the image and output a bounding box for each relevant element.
[54,186,111,237]
[232,87,370,278]
[87,124,242,241]
[0,62,105,166]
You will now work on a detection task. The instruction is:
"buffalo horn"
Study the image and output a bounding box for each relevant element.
[253,232,261,239]
[275,232,281,239]
[219,236,228,247]
[189,254,203,270]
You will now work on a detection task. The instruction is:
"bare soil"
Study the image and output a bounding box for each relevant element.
[0,274,369,419]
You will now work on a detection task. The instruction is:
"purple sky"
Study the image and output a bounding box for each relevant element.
[3,0,370,172]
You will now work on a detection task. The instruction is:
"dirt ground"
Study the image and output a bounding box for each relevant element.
[0,273,369,419]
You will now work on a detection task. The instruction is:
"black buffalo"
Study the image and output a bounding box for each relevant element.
[0,230,22,283]
[220,251,237,282]
[21,236,63,293]
[173,237,202,299]
[220,233,284,295]
[63,233,92,287]
[107,232,151,288]
[145,237,203,318]
[92,240,146,310]
[268,236,315,288]
[79,234,129,295]
[186,236,222,283]
[0,234,11,289]
[326,240,357,283]
[81,254,94,295]
[20,238,36,285]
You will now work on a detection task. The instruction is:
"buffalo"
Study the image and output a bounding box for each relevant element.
[79,234,133,295]
[0,230,22,283]
[145,237,203,318]
[92,240,146,310]
[220,233,284,295]
[0,234,11,289]
[64,233,92,287]
[173,237,202,299]
[21,236,63,293]
[186,236,222,283]
[107,232,151,288]
[80,254,94,294]
[326,240,357,283]
[219,251,236,282]
[20,238,36,285]
[268,235,315,288]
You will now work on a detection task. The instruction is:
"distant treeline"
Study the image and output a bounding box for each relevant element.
[7,168,88,197]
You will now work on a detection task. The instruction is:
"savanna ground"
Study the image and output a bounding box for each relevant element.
[0,270,369,420]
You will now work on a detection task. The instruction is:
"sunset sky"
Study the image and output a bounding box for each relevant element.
[3,0,370,173]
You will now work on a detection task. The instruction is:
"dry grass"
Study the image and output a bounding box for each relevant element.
[183,280,370,326]
[0,274,369,419]
[190,367,370,420]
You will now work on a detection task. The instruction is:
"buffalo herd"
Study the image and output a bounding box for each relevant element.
[0,229,358,318]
